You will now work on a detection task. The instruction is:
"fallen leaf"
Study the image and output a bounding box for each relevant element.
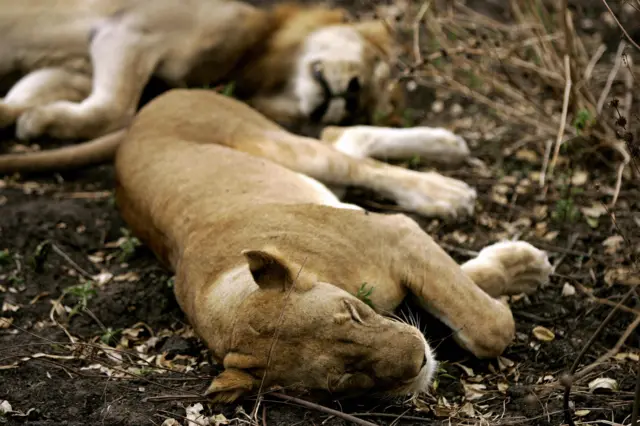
[1,302,19,313]
[497,381,510,392]
[456,364,475,377]
[604,267,640,286]
[562,283,576,297]
[161,419,180,426]
[114,272,140,282]
[497,356,514,371]
[614,352,639,362]
[462,381,486,401]
[515,149,539,163]
[186,403,209,425]
[588,377,618,393]
[602,235,624,254]
[458,401,476,417]
[0,317,14,329]
[0,400,12,414]
[575,409,591,417]
[211,414,229,426]
[532,326,555,342]
[581,204,606,218]
[93,271,114,286]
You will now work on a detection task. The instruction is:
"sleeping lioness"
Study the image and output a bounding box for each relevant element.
[115,89,553,401]
[0,0,478,219]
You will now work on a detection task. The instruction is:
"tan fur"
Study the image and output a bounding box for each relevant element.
[0,0,393,172]
[115,89,553,401]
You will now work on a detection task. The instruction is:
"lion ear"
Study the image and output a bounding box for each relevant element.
[204,368,255,403]
[242,247,297,292]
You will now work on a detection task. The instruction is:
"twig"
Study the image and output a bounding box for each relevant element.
[51,243,95,280]
[270,392,379,426]
[144,395,206,403]
[597,41,626,114]
[600,0,640,52]
[546,54,572,182]
[583,44,607,83]
[351,412,434,422]
[622,53,634,125]
[412,0,431,65]
[562,286,637,426]
[632,360,640,426]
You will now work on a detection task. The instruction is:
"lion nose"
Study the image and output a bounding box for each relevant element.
[347,76,361,93]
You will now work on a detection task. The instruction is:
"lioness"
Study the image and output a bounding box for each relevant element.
[0,0,469,204]
[115,89,553,401]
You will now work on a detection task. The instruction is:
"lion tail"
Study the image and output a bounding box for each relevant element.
[0,130,126,175]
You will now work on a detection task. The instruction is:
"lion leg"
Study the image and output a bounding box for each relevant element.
[320,125,470,166]
[385,217,549,358]
[0,68,91,130]
[223,130,476,219]
[15,22,161,141]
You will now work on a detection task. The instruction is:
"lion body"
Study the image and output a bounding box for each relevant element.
[0,0,393,172]
[114,89,553,400]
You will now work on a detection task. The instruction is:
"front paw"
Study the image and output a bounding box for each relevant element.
[16,102,77,140]
[476,241,552,295]
[414,128,470,165]
[394,171,476,219]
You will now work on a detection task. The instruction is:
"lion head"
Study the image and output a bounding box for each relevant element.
[236,6,401,127]
[202,247,437,402]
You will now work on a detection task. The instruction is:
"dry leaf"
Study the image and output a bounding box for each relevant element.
[581,204,606,218]
[602,235,624,254]
[588,377,618,393]
[458,402,476,417]
[186,403,209,425]
[0,317,14,329]
[211,414,229,426]
[497,356,514,371]
[1,302,19,313]
[462,381,486,401]
[93,271,113,286]
[497,381,510,392]
[456,364,475,377]
[614,352,639,362]
[161,419,180,426]
[515,149,539,163]
[604,267,640,286]
[562,283,576,296]
[0,400,12,414]
[575,409,591,417]
[532,326,555,342]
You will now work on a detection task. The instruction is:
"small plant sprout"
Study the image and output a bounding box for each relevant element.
[356,283,375,309]
[117,228,142,262]
[63,281,97,319]
[100,327,122,346]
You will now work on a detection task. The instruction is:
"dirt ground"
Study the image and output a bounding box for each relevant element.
[1,0,639,425]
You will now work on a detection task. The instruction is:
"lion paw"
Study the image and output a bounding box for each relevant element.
[16,102,78,140]
[475,241,552,295]
[412,128,470,165]
[393,171,476,219]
